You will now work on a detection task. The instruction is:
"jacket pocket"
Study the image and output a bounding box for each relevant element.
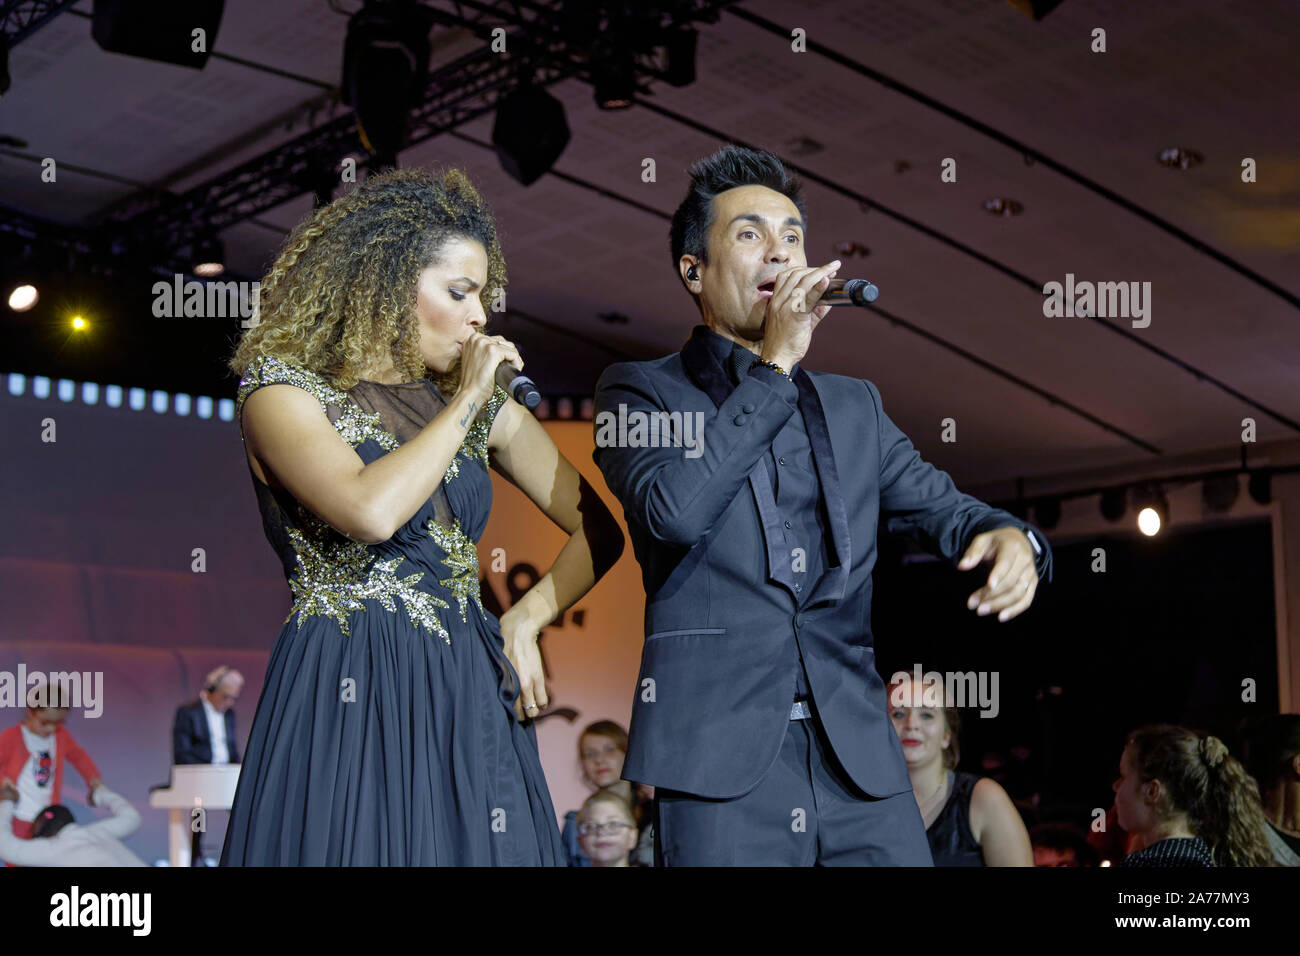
[645,627,726,642]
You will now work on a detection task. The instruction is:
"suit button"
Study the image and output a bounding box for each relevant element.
[742,403,755,413]
[778,457,786,466]
[784,520,792,529]
[734,415,746,425]
[793,615,802,627]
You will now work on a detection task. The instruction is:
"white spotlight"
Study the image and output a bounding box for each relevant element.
[8,284,38,311]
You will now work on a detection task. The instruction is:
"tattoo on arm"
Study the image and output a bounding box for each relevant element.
[458,400,478,428]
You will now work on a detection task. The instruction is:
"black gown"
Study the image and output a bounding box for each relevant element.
[221,356,563,865]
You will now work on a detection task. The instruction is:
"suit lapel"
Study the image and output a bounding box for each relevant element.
[682,328,797,596]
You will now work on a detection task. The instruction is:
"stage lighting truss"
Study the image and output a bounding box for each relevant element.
[0,1,732,278]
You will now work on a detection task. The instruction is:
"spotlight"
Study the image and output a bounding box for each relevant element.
[7,284,38,312]
[1248,471,1271,506]
[191,235,224,277]
[342,0,438,159]
[1201,474,1239,513]
[1032,497,1061,530]
[92,0,226,69]
[1137,507,1161,536]
[1099,487,1127,522]
[593,48,636,109]
[661,27,697,87]
[492,85,570,186]
[1131,484,1168,537]
[71,315,87,331]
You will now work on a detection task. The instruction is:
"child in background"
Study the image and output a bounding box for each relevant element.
[576,790,640,868]
[0,684,103,842]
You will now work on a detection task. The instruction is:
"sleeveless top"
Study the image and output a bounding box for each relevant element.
[234,355,509,648]
[925,770,984,867]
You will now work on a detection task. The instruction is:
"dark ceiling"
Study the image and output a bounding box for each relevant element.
[2,0,1298,488]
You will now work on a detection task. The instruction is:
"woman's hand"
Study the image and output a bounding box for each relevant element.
[499,606,549,723]
[458,332,523,408]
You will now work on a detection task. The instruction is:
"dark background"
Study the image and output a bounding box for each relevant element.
[872,519,1278,825]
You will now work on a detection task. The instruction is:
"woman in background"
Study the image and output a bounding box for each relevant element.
[1114,724,1274,867]
[561,720,653,866]
[888,671,1033,866]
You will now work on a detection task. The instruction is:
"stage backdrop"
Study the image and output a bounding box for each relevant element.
[478,421,645,824]
[0,380,644,862]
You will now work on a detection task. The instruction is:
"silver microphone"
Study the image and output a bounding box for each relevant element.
[495,362,541,410]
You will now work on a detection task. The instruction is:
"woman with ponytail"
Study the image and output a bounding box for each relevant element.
[1112,724,1274,867]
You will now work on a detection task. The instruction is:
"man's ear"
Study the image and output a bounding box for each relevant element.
[679,256,701,293]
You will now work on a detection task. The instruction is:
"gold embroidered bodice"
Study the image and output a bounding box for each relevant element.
[236,356,508,643]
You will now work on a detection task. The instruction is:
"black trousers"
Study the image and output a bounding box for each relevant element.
[654,714,933,866]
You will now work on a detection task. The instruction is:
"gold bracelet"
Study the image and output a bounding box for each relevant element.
[756,359,792,379]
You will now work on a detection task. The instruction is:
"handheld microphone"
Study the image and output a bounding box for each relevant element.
[821,278,879,306]
[495,362,541,410]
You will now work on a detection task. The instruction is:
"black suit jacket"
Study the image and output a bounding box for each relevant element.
[593,325,1051,799]
[173,698,239,765]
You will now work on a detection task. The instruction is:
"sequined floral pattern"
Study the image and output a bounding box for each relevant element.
[443,384,508,483]
[284,523,452,643]
[236,356,508,644]
[236,356,399,452]
[425,517,485,622]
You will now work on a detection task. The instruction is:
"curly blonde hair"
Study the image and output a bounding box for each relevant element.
[1127,724,1276,867]
[228,166,506,394]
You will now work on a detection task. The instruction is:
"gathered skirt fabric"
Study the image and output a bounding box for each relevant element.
[220,601,563,866]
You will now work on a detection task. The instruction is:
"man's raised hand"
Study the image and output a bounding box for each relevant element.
[760,259,840,370]
[958,527,1039,623]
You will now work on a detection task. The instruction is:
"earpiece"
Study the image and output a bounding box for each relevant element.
[686,265,698,281]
